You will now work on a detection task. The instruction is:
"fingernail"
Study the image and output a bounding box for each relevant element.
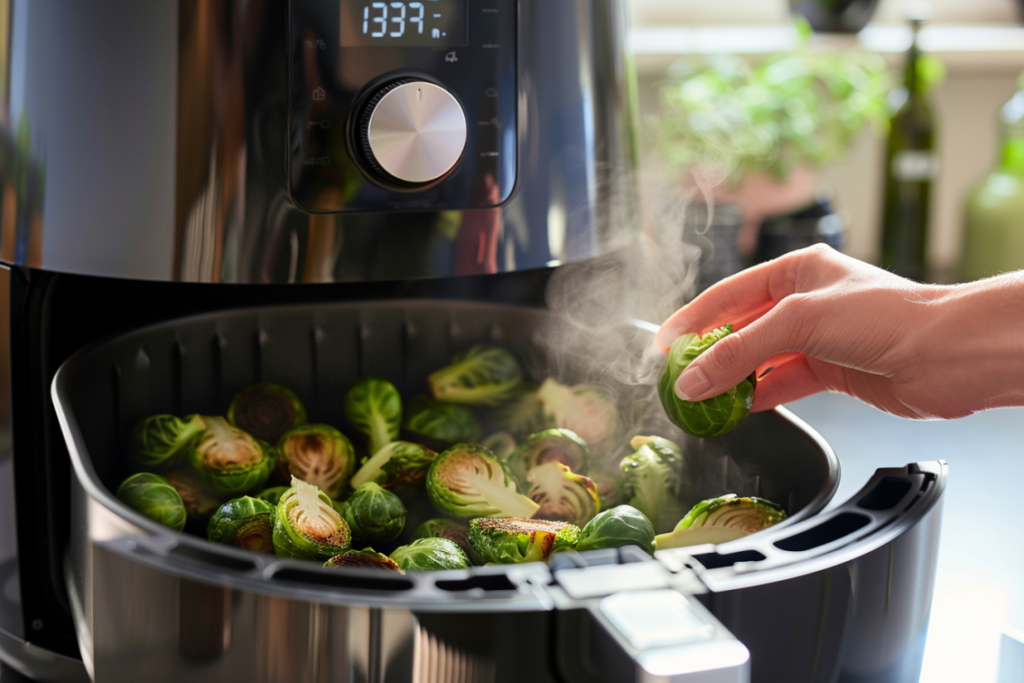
[676,365,710,401]
[655,327,676,353]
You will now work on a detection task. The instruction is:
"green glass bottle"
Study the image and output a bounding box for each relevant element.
[960,74,1024,281]
[880,17,937,282]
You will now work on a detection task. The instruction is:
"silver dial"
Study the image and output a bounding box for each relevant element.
[364,81,467,184]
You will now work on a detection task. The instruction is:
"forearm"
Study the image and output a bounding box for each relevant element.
[918,272,1024,415]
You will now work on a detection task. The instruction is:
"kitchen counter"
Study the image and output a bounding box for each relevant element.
[788,392,1024,683]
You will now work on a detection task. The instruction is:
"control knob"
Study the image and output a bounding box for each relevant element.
[357,79,468,185]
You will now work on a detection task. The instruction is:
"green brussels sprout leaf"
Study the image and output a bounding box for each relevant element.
[127,414,205,471]
[536,379,619,446]
[272,476,352,560]
[403,396,481,445]
[341,482,407,545]
[658,326,755,438]
[576,505,656,555]
[426,444,540,519]
[619,436,689,534]
[115,473,187,531]
[488,382,547,439]
[344,377,402,456]
[277,424,356,499]
[505,428,589,483]
[227,382,308,443]
[324,548,405,573]
[428,346,523,406]
[350,441,437,489]
[207,496,275,553]
[255,486,289,506]
[188,416,277,497]
[411,518,473,559]
[655,494,787,550]
[390,537,471,571]
[526,462,601,527]
[468,518,580,564]
[163,470,224,519]
[480,431,517,459]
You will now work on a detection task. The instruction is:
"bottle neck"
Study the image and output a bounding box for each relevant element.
[904,21,923,97]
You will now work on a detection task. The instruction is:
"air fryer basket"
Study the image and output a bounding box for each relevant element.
[52,299,840,681]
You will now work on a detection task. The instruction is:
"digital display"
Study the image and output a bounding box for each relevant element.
[341,0,468,47]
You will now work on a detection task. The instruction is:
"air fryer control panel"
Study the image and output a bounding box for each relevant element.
[288,0,517,213]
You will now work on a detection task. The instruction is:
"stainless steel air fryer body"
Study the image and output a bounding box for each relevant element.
[0,2,948,683]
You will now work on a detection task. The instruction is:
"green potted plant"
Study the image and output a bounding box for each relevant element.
[657,23,889,269]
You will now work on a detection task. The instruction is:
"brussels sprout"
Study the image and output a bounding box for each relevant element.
[576,505,656,555]
[411,518,473,558]
[619,436,689,534]
[403,397,481,444]
[115,473,187,531]
[481,432,516,459]
[426,444,539,519]
[341,483,407,545]
[272,476,352,560]
[655,495,787,549]
[390,538,471,571]
[505,428,590,483]
[658,326,756,439]
[468,518,580,565]
[589,470,626,509]
[227,382,307,443]
[255,486,289,506]
[324,548,405,573]
[162,470,224,519]
[188,416,277,496]
[489,382,547,439]
[350,441,437,489]
[277,424,356,499]
[207,496,275,553]
[536,379,619,446]
[526,462,600,527]
[127,414,205,471]
[428,345,523,407]
[344,377,402,456]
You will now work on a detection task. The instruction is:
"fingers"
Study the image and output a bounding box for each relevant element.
[749,355,826,412]
[674,299,810,402]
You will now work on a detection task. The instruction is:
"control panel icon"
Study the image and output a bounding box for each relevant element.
[445,51,458,63]
[312,87,326,101]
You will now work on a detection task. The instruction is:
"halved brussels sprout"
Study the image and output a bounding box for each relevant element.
[428,346,523,406]
[207,496,275,553]
[272,476,352,560]
[350,441,437,489]
[426,444,539,519]
[403,396,481,444]
[390,538,471,571]
[411,518,473,558]
[589,470,626,510]
[127,414,205,471]
[526,462,600,527]
[255,486,289,506]
[188,416,277,497]
[163,470,224,519]
[344,377,402,456]
[658,326,755,439]
[277,424,356,499]
[536,379,619,446]
[619,436,688,534]
[576,505,656,555]
[468,518,580,564]
[341,483,407,545]
[655,495,787,549]
[505,428,590,483]
[324,548,405,573]
[481,432,516,459]
[489,382,546,439]
[115,473,187,531]
[227,382,307,443]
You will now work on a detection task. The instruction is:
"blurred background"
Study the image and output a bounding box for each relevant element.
[629,1,1024,681]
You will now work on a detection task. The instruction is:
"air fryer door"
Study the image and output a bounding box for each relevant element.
[553,461,947,683]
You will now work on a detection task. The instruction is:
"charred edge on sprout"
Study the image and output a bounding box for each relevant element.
[326,551,404,573]
[235,515,274,553]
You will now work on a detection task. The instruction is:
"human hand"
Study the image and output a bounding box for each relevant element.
[656,244,1024,419]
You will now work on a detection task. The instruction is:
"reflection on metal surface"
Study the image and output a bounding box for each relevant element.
[413,627,496,683]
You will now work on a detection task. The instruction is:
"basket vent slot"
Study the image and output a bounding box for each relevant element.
[774,512,871,552]
[272,568,414,592]
[691,550,766,570]
[856,476,913,511]
[435,574,517,592]
[169,544,258,573]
